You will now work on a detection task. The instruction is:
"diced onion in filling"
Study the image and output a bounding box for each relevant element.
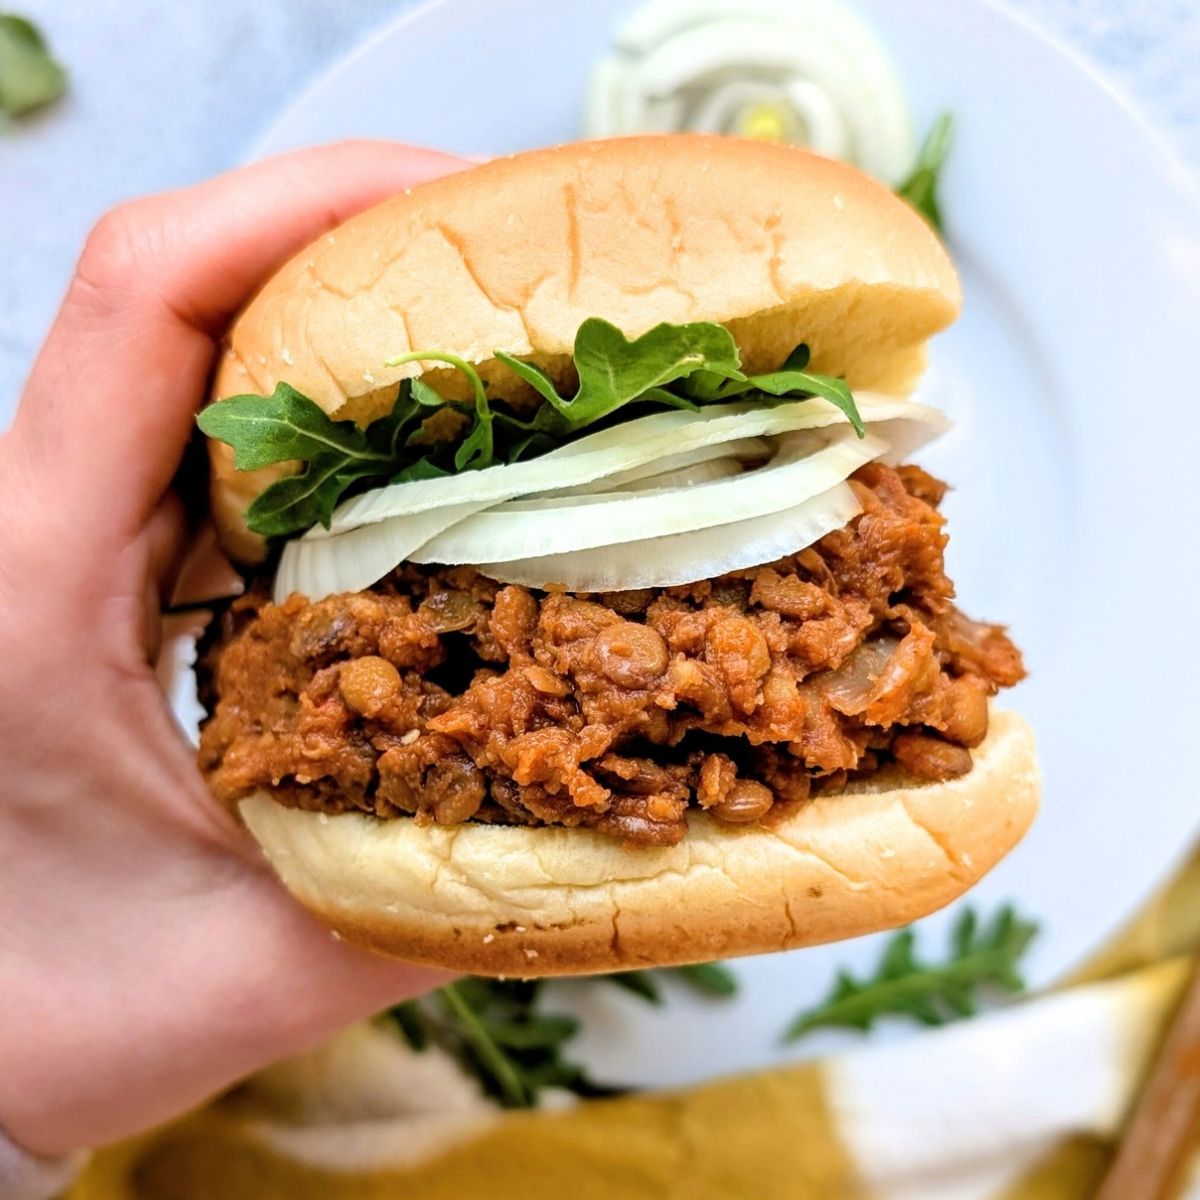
[477,481,864,592]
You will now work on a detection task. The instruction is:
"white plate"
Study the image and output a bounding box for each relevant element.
[244,0,1200,1086]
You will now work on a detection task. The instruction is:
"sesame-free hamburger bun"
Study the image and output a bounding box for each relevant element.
[203,136,1037,975]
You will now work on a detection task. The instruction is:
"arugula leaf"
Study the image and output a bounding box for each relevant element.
[607,963,741,1003]
[498,320,741,434]
[682,336,862,435]
[367,384,417,460]
[390,999,430,1051]
[391,456,450,484]
[199,318,862,541]
[437,981,528,1107]
[782,344,811,372]
[605,971,664,1005]
[0,14,66,118]
[896,112,954,234]
[245,454,381,537]
[714,364,864,436]
[783,905,1038,1041]
[389,961,737,1108]
[197,383,386,471]
[410,378,448,408]
[383,350,494,471]
[481,1013,579,1051]
[390,978,616,1109]
[565,319,740,431]
[674,961,739,998]
[491,353,562,408]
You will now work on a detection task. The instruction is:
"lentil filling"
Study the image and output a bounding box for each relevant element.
[198,462,1025,846]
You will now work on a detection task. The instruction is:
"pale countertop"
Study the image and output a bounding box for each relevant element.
[2,0,1198,424]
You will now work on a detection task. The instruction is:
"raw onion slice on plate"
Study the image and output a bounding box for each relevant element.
[584,0,916,185]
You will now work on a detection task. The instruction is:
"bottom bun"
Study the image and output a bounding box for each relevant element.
[240,709,1039,976]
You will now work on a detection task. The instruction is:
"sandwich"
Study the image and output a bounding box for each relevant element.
[196,135,1039,975]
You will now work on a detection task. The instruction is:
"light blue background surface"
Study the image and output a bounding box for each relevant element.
[1,1,1197,419]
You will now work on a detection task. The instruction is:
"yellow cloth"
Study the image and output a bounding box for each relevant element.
[70,849,1200,1200]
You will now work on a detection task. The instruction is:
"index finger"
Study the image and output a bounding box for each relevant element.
[13,141,470,532]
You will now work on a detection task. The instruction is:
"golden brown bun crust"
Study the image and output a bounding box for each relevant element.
[239,710,1038,977]
[209,135,961,562]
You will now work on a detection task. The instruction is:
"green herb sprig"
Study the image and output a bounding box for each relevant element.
[608,961,740,1003]
[896,112,954,234]
[391,963,738,1109]
[783,905,1038,1042]
[197,318,862,540]
[0,14,66,118]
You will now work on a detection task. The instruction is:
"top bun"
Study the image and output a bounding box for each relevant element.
[209,135,961,561]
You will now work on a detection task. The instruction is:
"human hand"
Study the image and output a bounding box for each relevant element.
[0,143,468,1156]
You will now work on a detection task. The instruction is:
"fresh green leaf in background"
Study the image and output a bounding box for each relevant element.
[390,978,621,1109]
[0,13,66,118]
[783,904,1038,1041]
[390,963,738,1108]
[673,961,740,998]
[608,962,741,1002]
[199,318,862,540]
[605,970,665,1005]
[896,111,954,234]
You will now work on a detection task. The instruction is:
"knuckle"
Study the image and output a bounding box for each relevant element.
[74,200,163,304]
[80,204,140,278]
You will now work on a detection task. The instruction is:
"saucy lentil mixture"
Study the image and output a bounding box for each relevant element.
[198,463,1024,846]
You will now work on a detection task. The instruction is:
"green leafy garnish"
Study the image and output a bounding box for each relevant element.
[391,979,598,1109]
[896,112,954,234]
[0,14,66,118]
[391,963,737,1108]
[673,961,740,997]
[197,383,389,471]
[198,318,862,540]
[783,905,1038,1041]
[608,962,741,1002]
[497,319,742,434]
[383,350,495,471]
[196,382,400,538]
[702,365,863,438]
[605,970,666,1005]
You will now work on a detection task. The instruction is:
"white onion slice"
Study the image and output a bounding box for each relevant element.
[311,393,941,539]
[541,436,769,498]
[612,456,746,491]
[477,481,863,592]
[274,399,948,601]
[273,501,486,603]
[408,427,883,566]
[585,0,916,184]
